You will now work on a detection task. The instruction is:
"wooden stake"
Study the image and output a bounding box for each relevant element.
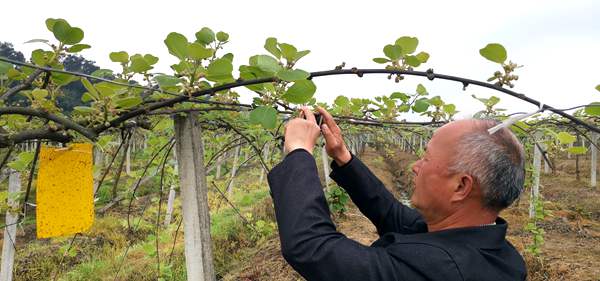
[1,170,20,281]
[174,114,216,281]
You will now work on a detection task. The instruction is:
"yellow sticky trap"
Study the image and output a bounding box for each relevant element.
[36,143,94,238]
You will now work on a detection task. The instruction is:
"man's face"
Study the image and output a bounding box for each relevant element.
[410,122,468,222]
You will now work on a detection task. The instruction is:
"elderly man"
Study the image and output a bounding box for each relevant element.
[267,107,527,281]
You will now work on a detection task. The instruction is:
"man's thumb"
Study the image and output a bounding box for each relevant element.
[321,124,336,144]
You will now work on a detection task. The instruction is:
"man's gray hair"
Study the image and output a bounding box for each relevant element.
[448,120,525,211]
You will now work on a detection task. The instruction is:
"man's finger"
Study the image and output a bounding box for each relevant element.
[321,124,337,147]
[300,106,316,123]
[317,107,341,134]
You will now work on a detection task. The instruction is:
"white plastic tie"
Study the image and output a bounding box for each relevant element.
[488,103,544,135]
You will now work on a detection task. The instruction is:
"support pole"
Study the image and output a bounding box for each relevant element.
[591,133,598,188]
[541,141,550,174]
[164,185,176,227]
[226,143,241,196]
[321,145,331,190]
[1,170,21,281]
[174,114,216,281]
[125,140,131,175]
[259,142,270,184]
[529,139,542,218]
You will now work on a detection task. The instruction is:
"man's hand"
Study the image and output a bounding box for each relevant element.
[284,107,321,154]
[317,107,352,166]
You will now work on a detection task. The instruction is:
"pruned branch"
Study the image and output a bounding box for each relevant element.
[0,107,96,140]
[0,69,45,100]
[0,127,72,147]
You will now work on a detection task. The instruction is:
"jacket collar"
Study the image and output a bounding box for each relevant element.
[373,217,509,249]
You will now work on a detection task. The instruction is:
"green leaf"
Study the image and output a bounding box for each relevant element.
[282,80,317,104]
[164,32,189,60]
[428,96,443,107]
[294,50,310,61]
[51,20,84,45]
[81,78,99,99]
[188,43,213,60]
[81,92,96,102]
[7,151,35,171]
[334,96,350,107]
[415,51,430,63]
[195,27,215,45]
[154,75,182,88]
[0,61,12,74]
[206,58,233,82]
[250,55,281,74]
[24,39,50,44]
[249,106,277,129]
[487,96,501,107]
[222,53,234,62]
[32,89,48,99]
[109,51,129,63]
[568,146,587,155]
[479,43,507,64]
[45,18,64,32]
[51,73,77,86]
[557,132,576,144]
[91,69,113,78]
[416,84,427,95]
[412,98,430,113]
[395,36,419,55]
[115,97,143,109]
[239,65,269,90]
[443,104,457,114]
[383,44,402,60]
[276,69,309,82]
[129,55,152,73]
[170,61,193,73]
[586,102,600,116]
[279,43,297,61]
[67,44,91,53]
[390,92,409,102]
[96,85,115,98]
[373,58,390,64]
[405,55,421,67]
[596,85,600,92]
[264,37,281,59]
[143,54,159,65]
[31,49,53,66]
[7,68,22,80]
[216,31,229,42]
[73,106,96,114]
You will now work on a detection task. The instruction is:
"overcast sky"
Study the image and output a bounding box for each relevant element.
[2,0,599,119]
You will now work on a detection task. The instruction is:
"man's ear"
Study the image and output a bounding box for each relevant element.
[450,173,475,202]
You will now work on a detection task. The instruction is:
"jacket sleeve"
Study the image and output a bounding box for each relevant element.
[268,149,400,281]
[329,154,427,235]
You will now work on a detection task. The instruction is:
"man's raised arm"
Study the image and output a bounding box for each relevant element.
[329,154,426,235]
[318,107,426,236]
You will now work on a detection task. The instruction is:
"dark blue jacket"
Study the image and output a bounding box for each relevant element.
[267,149,526,281]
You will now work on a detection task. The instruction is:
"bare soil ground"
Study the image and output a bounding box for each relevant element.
[223,148,600,281]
